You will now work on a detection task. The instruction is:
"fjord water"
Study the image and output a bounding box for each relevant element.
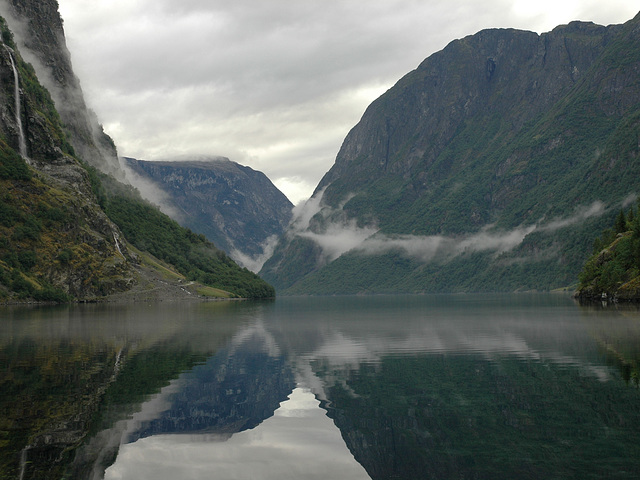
[2,295,640,479]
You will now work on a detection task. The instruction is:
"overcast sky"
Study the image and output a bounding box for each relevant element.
[56,1,638,204]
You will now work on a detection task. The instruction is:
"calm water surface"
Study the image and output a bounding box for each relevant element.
[1,294,640,479]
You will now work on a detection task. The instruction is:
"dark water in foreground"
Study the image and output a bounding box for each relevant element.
[1,294,640,479]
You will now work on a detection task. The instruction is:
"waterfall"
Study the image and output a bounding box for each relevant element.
[2,43,28,160]
[18,445,30,480]
[113,232,124,258]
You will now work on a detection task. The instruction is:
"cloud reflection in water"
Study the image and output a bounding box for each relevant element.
[104,387,369,480]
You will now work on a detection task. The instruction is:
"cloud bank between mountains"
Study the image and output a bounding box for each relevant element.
[285,191,622,266]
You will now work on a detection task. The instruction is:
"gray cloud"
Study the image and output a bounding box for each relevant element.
[56,0,638,203]
[622,193,638,208]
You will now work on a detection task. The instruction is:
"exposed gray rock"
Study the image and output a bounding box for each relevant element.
[125,157,293,270]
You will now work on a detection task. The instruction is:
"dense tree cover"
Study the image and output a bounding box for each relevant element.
[101,176,275,299]
[578,202,640,299]
[0,161,130,303]
[0,142,30,181]
[0,151,71,302]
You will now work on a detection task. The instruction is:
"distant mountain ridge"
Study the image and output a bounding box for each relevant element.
[124,157,293,271]
[261,12,640,294]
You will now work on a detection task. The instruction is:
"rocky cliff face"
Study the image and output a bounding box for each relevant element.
[316,22,621,201]
[0,0,124,178]
[262,12,640,293]
[125,157,293,271]
[0,16,136,301]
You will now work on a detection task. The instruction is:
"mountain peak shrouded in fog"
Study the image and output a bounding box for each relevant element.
[0,0,125,178]
[124,157,293,272]
[260,12,640,294]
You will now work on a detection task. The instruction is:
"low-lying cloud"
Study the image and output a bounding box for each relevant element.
[357,224,538,263]
[287,191,612,266]
[231,234,281,273]
[300,222,379,262]
[538,201,605,232]
[119,161,184,220]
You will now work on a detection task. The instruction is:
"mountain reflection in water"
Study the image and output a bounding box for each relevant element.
[102,318,367,479]
[106,387,369,480]
[2,295,640,479]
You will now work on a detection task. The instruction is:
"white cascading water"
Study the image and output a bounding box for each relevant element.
[2,42,28,160]
[113,232,124,257]
[18,445,30,480]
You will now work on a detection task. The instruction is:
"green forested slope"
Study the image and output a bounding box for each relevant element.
[262,13,640,294]
[577,205,640,301]
[101,176,275,299]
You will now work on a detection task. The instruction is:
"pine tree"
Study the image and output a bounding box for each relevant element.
[614,209,627,234]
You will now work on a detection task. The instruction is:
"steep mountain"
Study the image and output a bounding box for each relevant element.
[124,157,293,271]
[0,17,135,301]
[261,12,640,294]
[0,5,274,300]
[0,0,123,178]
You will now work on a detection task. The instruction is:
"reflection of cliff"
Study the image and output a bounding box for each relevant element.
[0,339,123,480]
[314,354,640,480]
[0,338,211,480]
[66,346,211,480]
[126,335,295,441]
[0,302,241,480]
[69,320,295,479]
